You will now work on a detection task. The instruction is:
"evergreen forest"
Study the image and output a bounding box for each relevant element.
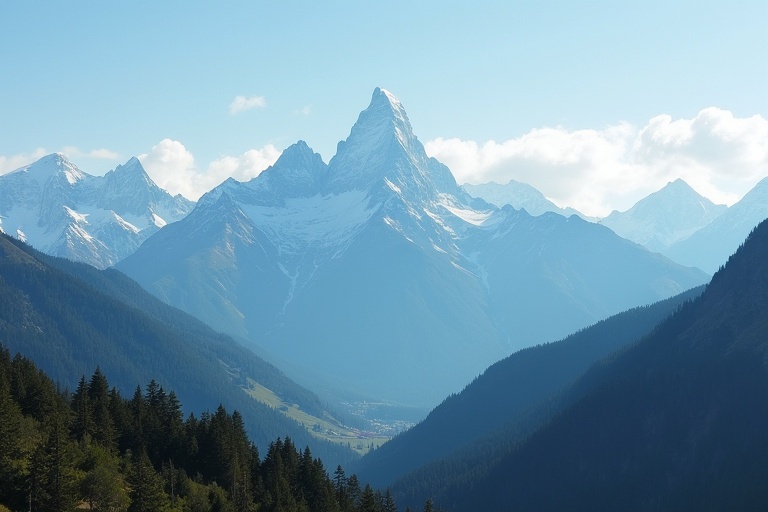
[0,347,437,512]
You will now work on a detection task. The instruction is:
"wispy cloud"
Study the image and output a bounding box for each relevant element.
[426,108,768,217]
[138,139,280,200]
[0,148,49,174]
[293,105,312,116]
[0,147,120,175]
[229,95,267,115]
[61,146,121,161]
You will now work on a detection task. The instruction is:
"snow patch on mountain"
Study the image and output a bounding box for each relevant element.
[439,199,498,227]
[240,190,374,254]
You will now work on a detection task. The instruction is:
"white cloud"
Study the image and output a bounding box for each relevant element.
[0,147,120,175]
[61,146,121,161]
[293,105,312,116]
[207,146,283,184]
[138,139,197,198]
[426,108,768,217]
[229,95,267,115]
[0,148,49,174]
[632,108,768,204]
[139,139,280,200]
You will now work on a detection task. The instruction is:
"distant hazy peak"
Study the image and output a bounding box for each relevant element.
[737,175,768,202]
[463,179,583,218]
[618,179,723,213]
[667,177,690,188]
[270,140,326,171]
[600,177,727,253]
[655,179,710,201]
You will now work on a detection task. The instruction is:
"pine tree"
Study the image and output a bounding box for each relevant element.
[382,489,397,512]
[261,439,297,512]
[88,368,117,450]
[161,459,185,509]
[346,474,362,510]
[143,380,166,463]
[249,442,263,505]
[333,465,347,497]
[162,390,185,462]
[229,411,255,511]
[71,375,93,442]
[358,484,378,512]
[0,376,36,511]
[30,407,77,512]
[108,386,130,453]
[127,449,169,512]
[127,386,146,453]
[297,446,335,512]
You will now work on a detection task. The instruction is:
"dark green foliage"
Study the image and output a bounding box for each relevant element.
[381,489,398,512]
[0,351,40,511]
[71,376,93,442]
[0,353,390,512]
[80,443,129,511]
[89,368,117,450]
[127,449,169,512]
[359,484,378,512]
[30,404,78,512]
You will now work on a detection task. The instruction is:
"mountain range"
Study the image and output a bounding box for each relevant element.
[2,87,767,510]
[0,154,193,269]
[462,179,586,218]
[467,176,768,275]
[115,88,708,408]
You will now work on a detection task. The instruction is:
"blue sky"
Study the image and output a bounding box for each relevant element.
[1,1,766,215]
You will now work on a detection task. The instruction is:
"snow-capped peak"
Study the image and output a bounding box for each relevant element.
[249,140,326,197]
[364,87,416,150]
[20,152,86,185]
[0,153,195,268]
[324,87,460,207]
[370,87,410,130]
[600,178,727,252]
[105,156,153,187]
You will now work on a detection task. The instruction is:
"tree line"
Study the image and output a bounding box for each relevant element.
[0,346,438,512]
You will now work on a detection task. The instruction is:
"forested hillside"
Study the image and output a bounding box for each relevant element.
[0,233,355,468]
[397,220,768,511]
[0,350,426,512]
[355,284,705,488]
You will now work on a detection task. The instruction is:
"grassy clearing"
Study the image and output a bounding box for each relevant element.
[243,379,389,456]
